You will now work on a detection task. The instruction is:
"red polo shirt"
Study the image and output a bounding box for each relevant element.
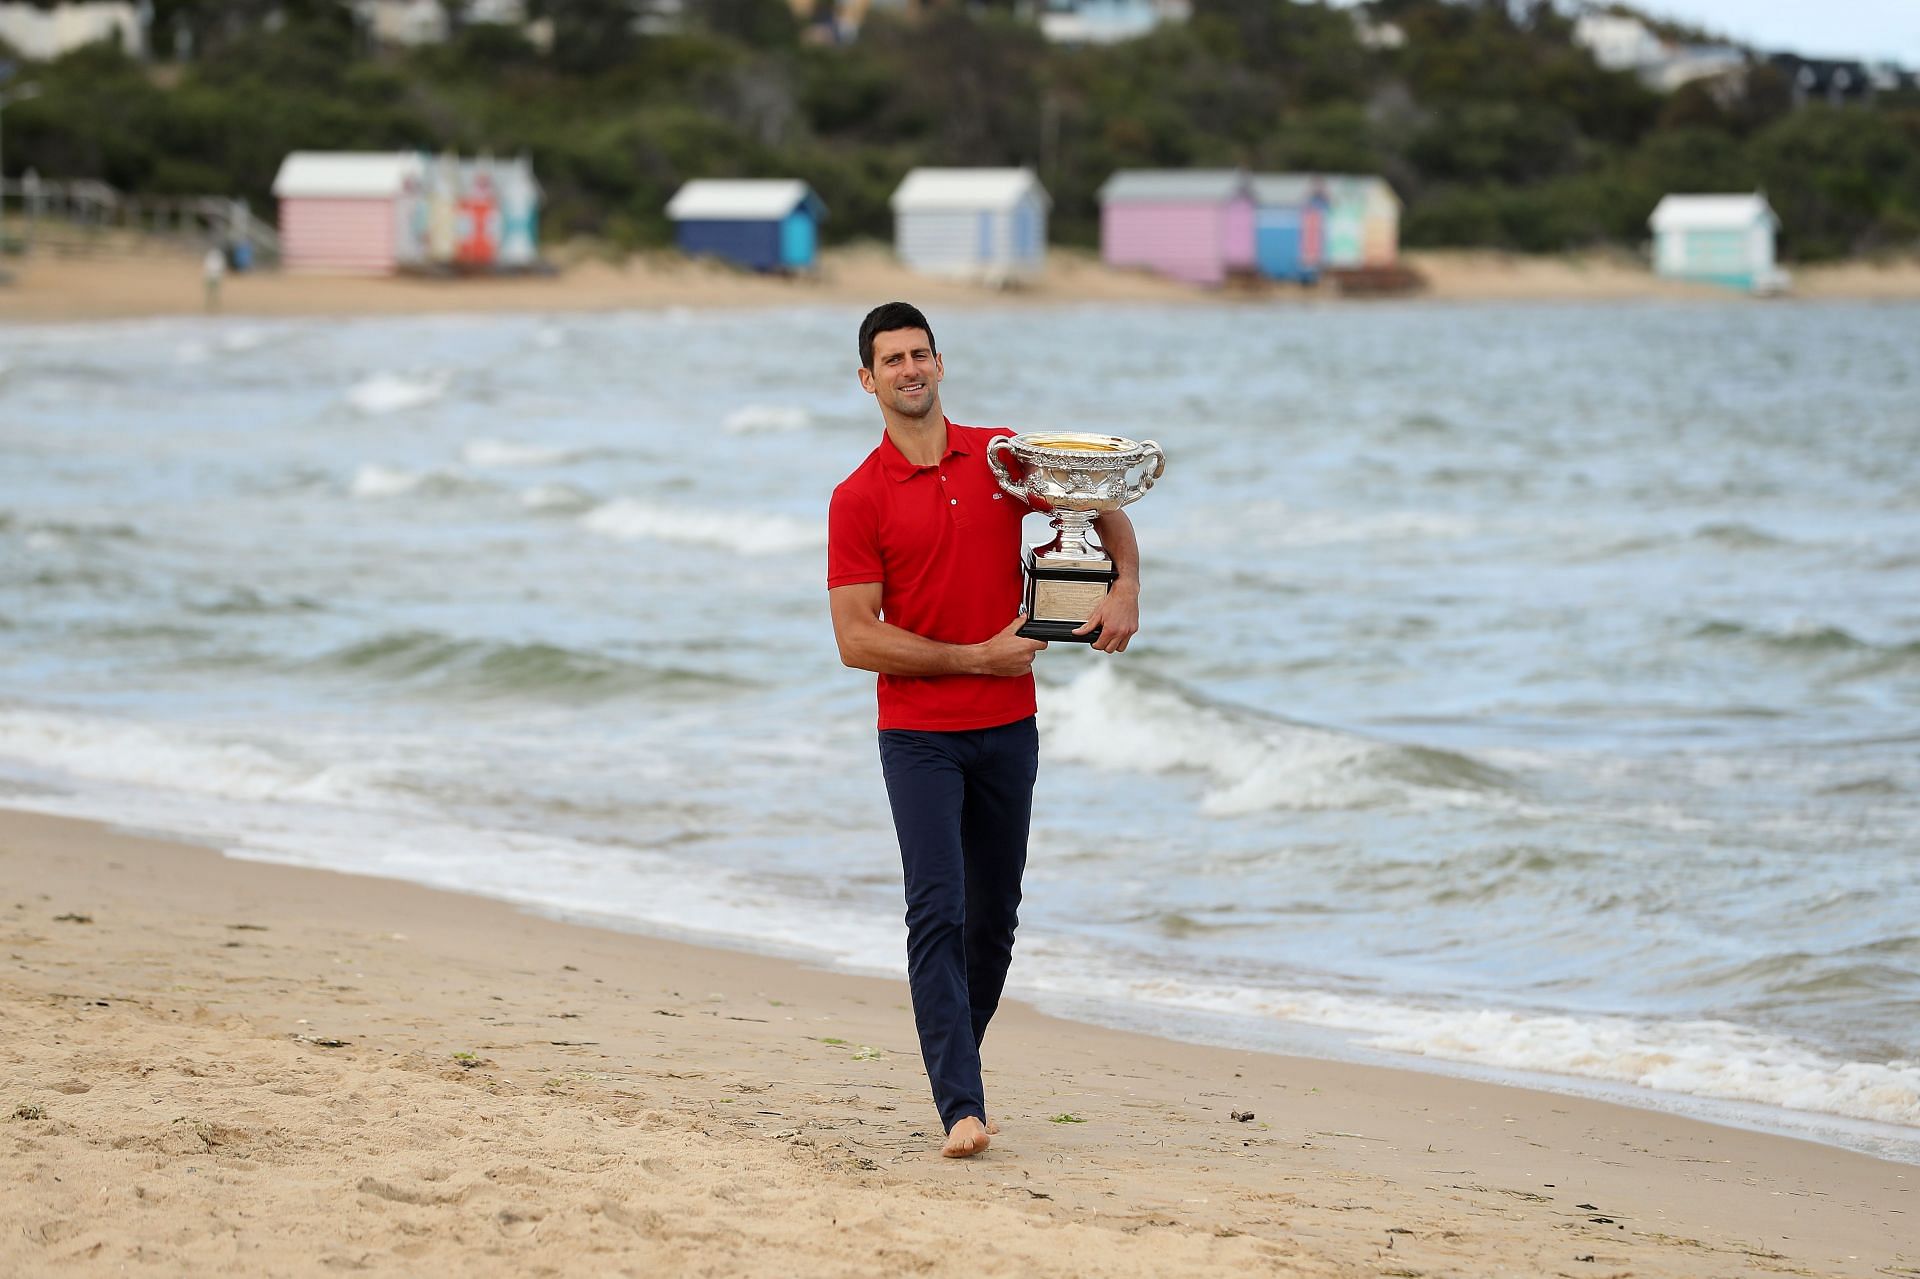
[828,419,1036,731]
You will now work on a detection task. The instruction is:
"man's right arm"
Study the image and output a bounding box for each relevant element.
[830,584,1045,678]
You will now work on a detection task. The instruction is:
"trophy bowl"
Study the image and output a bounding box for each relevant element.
[985,432,1164,562]
[986,432,1166,641]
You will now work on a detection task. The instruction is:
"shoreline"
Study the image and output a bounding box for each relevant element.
[3,805,1911,1275]
[4,244,1919,323]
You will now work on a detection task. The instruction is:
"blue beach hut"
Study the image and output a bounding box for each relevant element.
[1251,175,1329,282]
[665,179,827,273]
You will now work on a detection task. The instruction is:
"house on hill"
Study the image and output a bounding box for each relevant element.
[1650,193,1788,293]
[665,179,826,273]
[0,1,145,59]
[890,168,1049,284]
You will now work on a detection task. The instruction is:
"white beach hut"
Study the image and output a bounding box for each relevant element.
[890,168,1050,284]
[272,151,428,275]
[1650,193,1788,293]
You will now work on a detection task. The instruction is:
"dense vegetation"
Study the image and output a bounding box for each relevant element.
[7,0,1919,259]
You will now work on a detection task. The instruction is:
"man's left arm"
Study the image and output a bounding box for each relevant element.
[1073,508,1140,654]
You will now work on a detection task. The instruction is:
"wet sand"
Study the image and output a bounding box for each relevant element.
[2,806,1911,1276]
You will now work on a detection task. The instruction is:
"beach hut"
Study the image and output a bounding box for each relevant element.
[665,179,827,273]
[490,156,542,268]
[1251,175,1329,282]
[889,168,1049,284]
[1650,193,1786,292]
[1317,175,1400,269]
[1097,169,1255,286]
[272,151,428,275]
[274,150,542,274]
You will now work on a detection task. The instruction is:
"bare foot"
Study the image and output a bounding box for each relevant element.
[984,1115,1000,1134]
[942,1115,991,1158]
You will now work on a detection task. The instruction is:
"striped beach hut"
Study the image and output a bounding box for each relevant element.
[889,168,1049,284]
[272,151,428,275]
[1650,193,1787,293]
[1318,175,1400,268]
[1097,169,1255,286]
[1251,175,1329,282]
[665,179,827,273]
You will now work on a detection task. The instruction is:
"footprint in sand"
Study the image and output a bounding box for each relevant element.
[494,1206,545,1238]
[598,1200,668,1236]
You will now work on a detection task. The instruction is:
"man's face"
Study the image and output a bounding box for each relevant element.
[861,328,942,419]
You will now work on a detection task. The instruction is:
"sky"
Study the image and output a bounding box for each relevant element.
[1601,1,1918,65]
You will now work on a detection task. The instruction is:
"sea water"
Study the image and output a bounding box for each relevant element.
[2,302,1916,1161]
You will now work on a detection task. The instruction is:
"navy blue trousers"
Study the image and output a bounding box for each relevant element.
[878,716,1038,1132]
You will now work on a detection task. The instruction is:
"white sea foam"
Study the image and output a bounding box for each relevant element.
[219,327,273,353]
[0,709,399,808]
[346,371,450,415]
[462,438,578,468]
[1023,957,1920,1132]
[1,704,1913,1149]
[349,464,428,498]
[348,464,488,500]
[520,482,598,514]
[722,405,811,434]
[581,499,824,556]
[1039,665,1500,815]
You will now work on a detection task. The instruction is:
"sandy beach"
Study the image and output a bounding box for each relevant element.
[4,243,1919,322]
[1,807,1911,1276]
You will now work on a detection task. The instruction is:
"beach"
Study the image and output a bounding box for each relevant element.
[5,243,1920,322]
[3,806,1912,1276]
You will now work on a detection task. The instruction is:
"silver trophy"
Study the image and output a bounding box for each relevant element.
[986,432,1166,643]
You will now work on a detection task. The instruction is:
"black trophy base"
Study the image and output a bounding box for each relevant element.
[1016,554,1116,644]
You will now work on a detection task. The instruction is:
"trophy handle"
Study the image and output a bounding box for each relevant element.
[986,435,1031,503]
[1119,440,1165,507]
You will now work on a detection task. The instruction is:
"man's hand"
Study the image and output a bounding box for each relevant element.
[974,615,1048,676]
[1074,582,1139,654]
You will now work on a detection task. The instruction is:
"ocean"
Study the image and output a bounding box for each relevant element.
[3,300,1916,1162]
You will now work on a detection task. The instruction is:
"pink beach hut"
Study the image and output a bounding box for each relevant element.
[1097,169,1256,286]
[272,151,428,275]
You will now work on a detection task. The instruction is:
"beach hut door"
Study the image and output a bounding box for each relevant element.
[1013,202,1038,261]
[780,210,815,269]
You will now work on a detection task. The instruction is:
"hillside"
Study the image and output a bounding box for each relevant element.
[5,0,1917,260]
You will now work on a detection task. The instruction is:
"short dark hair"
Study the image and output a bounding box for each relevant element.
[859,302,935,371]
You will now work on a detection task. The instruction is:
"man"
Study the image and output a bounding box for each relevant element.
[202,244,225,313]
[827,302,1141,1159]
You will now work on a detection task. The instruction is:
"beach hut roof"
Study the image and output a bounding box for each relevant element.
[272,151,425,199]
[666,179,826,222]
[1650,193,1777,231]
[1098,170,1251,203]
[890,168,1050,213]
[1311,173,1402,208]
[1251,175,1329,205]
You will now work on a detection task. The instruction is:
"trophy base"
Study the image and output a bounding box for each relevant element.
[1017,553,1116,645]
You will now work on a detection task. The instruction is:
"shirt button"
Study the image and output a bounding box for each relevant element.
[949,498,957,505]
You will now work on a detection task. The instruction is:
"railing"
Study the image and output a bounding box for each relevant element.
[0,175,281,264]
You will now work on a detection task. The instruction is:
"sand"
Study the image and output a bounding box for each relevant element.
[1,806,1912,1276]
[4,243,1918,323]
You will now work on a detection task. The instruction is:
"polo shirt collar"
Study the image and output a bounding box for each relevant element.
[879,418,968,482]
